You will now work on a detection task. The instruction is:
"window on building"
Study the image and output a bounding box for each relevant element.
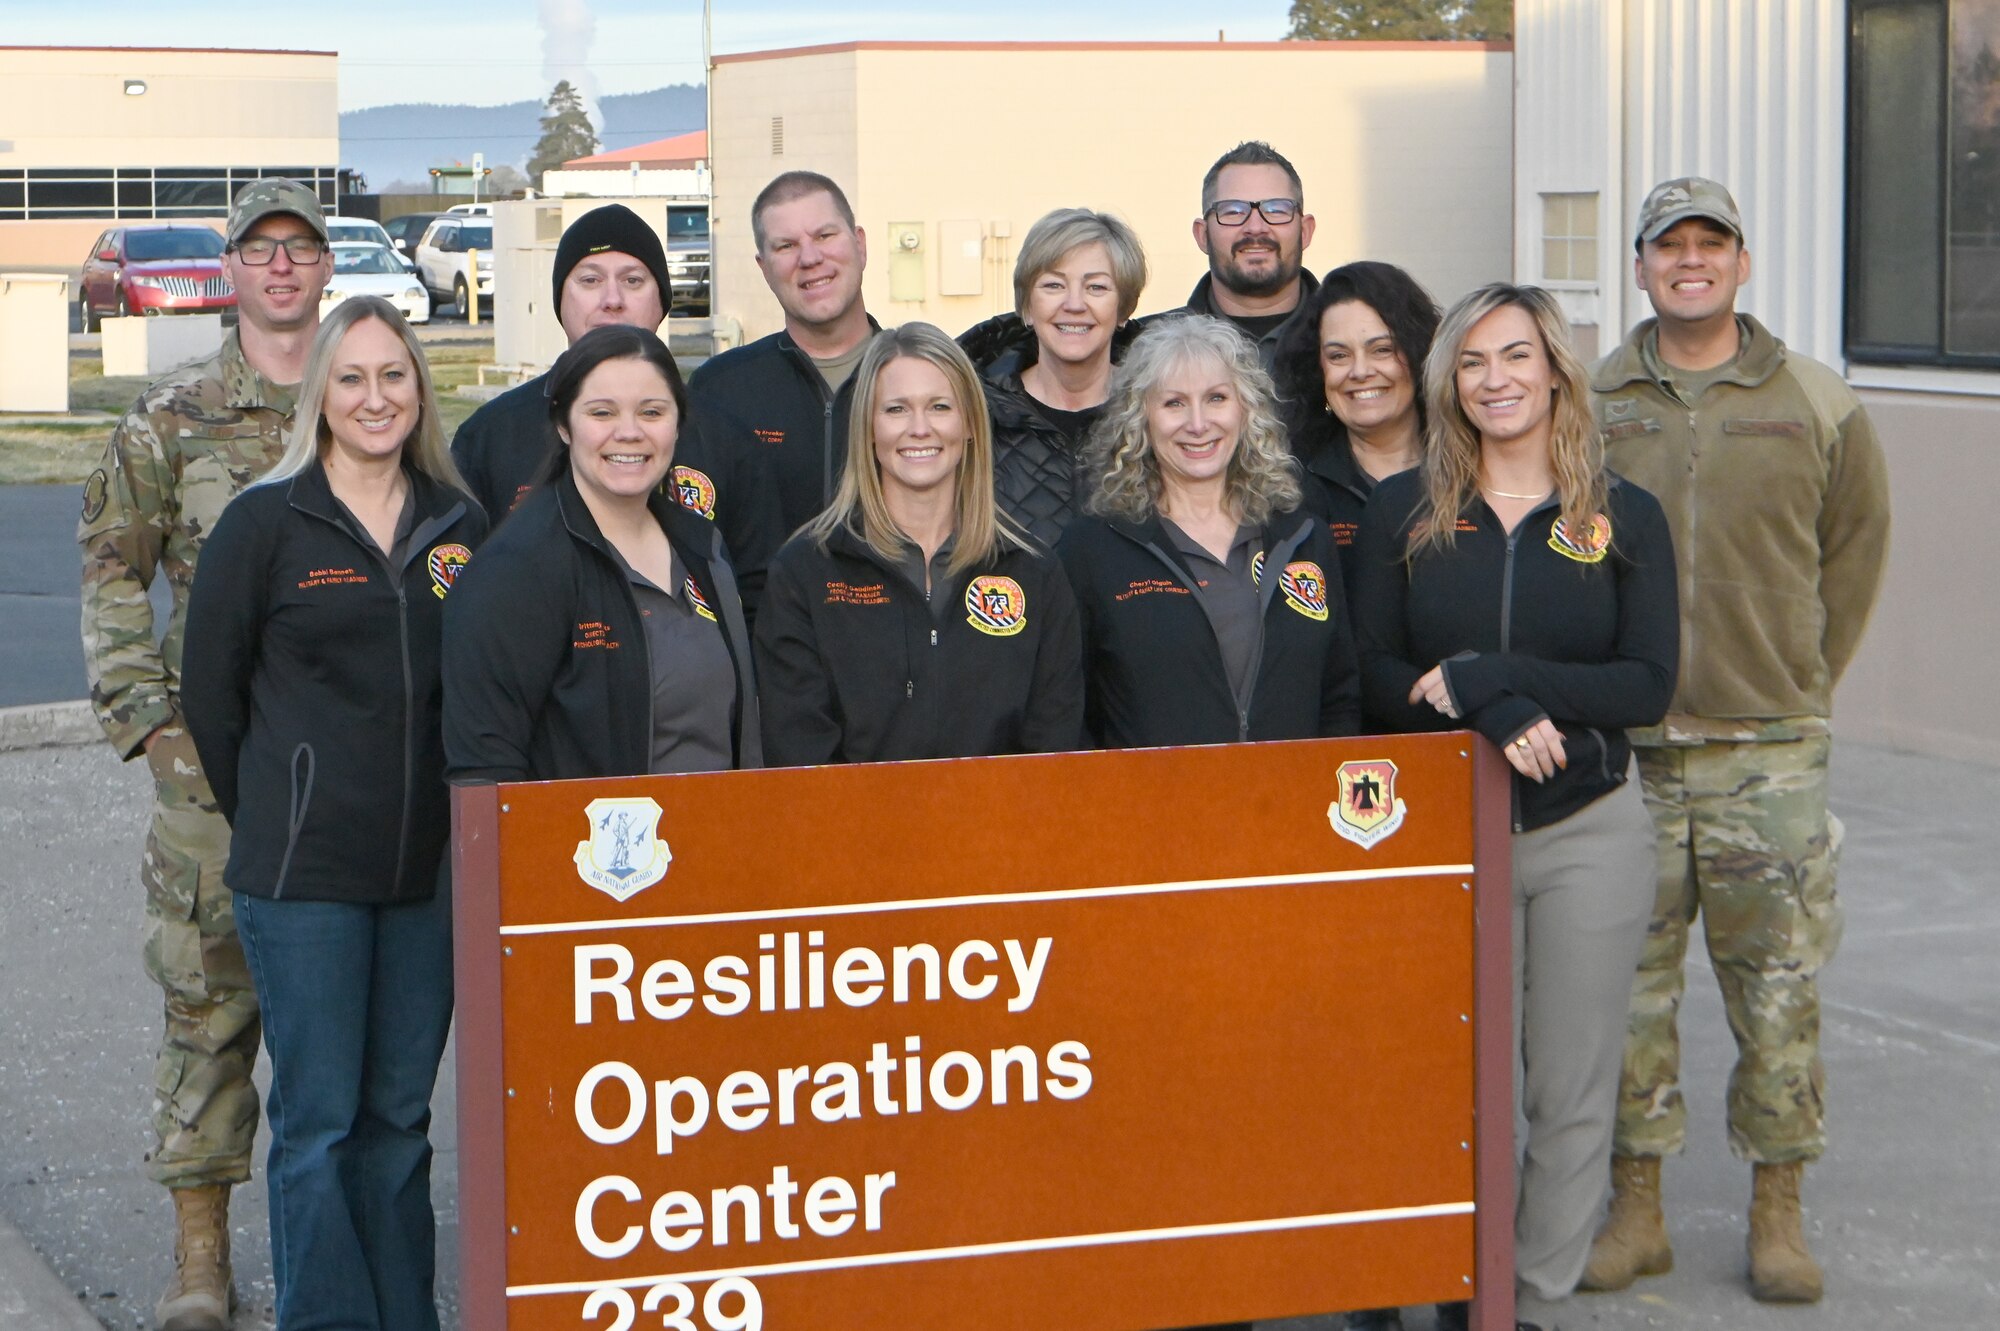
[1849,0,2000,364]
[0,166,337,221]
[1541,192,1598,282]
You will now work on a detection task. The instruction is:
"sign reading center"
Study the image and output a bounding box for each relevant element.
[452,734,1516,1330]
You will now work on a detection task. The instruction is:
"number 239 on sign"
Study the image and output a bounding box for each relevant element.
[582,1277,761,1331]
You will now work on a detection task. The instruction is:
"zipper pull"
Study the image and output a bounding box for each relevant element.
[906,680,914,698]
[930,628,938,646]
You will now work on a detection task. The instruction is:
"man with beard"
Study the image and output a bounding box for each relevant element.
[1173,140,1319,371]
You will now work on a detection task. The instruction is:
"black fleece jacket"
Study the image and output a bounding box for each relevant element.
[181,462,486,903]
[1350,469,1679,831]
[754,525,1084,766]
[448,371,782,616]
[442,468,761,784]
[1056,507,1361,748]
[687,320,881,535]
[1285,406,1405,607]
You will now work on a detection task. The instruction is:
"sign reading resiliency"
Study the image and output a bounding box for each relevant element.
[453,733,1510,1330]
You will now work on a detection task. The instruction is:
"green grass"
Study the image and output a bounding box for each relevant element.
[1,342,498,485]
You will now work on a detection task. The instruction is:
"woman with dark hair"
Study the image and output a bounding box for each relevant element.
[180,296,485,1329]
[443,324,760,783]
[1272,261,1442,598]
[754,323,1083,765]
[958,207,1149,547]
[1349,284,1679,1331]
[1058,314,1360,751]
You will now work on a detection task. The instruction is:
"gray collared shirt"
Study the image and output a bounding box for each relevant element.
[620,554,738,775]
[891,532,958,621]
[1161,518,1265,714]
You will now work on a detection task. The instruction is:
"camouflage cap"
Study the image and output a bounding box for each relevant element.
[226,178,328,246]
[1635,176,1743,246]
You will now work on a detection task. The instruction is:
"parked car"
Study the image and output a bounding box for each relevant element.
[445,203,492,217]
[414,217,494,317]
[322,242,431,324]
[325,216,399,252]
[665,203,711,316]
[77,224,234,332]
[382,212,443,261]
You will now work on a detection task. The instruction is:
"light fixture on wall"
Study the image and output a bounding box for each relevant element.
[123,79,147,96]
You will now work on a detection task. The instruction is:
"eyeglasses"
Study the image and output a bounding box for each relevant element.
[1205,198,1302,227]
[231,236,327,265]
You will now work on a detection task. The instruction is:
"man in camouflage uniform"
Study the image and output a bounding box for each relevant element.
[79,178,331,1331]
[1583,178,1890,1304]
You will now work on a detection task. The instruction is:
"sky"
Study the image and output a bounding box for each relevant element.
[0,0,1299,110]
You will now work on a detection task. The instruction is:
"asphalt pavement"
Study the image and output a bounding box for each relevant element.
[0,727,1991,1330]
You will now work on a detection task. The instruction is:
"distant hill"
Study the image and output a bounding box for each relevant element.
[339,84,706,190]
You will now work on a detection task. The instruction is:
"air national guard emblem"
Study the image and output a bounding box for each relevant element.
[673,465,717,520]
[427,543,471,599]
[1280,561,1329,622]
[1329,759,1408,850]
[966,575,1027,637]
[573,796,673,901]
[1549,513,1612,564]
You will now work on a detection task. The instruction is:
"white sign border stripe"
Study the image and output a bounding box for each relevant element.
[499,863,1476,937]
[503,1199,1476,1298]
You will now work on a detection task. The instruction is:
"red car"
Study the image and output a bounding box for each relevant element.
[78,224,236,331]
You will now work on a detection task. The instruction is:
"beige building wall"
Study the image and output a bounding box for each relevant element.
[711,42,1513,346]
[1834,390,2000,766]
[0,46,338,269]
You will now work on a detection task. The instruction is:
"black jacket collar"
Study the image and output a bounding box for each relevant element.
[284,458,469,568]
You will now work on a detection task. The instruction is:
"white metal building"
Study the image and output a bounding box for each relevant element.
[1514,0,1999,764]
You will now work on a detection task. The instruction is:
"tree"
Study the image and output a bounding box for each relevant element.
[1287,0,1511,40]
[527,80,600,183]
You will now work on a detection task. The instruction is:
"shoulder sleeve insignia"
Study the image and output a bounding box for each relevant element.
[80,469,110,524]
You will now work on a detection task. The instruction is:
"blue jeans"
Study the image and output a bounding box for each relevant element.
[234,885,454,1331]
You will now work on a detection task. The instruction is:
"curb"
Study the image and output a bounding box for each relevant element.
[0,700,100,754]
[0,1211,104,1330]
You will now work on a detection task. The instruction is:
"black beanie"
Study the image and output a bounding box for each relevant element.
[551,204,671,319]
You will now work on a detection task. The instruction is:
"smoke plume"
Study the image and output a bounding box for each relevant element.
[538,0,602,132]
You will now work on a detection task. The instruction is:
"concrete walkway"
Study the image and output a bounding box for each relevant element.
[0,728,1990,1329]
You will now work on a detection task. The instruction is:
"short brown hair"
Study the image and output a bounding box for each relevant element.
[1012,208,1149,324]
[751,171,857,251]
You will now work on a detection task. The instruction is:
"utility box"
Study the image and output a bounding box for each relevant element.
[101,314,225,379]
[0,273,71,413]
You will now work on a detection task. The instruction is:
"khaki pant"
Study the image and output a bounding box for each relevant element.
[140,721,261,1187]
[1614,737,1844,1164]
[1512,775,1657,1302]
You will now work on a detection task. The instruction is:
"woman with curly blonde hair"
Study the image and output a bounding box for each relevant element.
[1056,314,1359,749]
[1349,283,1679,1331]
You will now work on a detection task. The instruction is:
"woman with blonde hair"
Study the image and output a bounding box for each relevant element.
[1057,313,1359,750]
[180,295,485,1330]
[958,207,1149,546]
[755,322,1083,764]
[1349,283,1679,1331]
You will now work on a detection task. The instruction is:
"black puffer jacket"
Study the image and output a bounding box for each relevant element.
[958,313,1143,550]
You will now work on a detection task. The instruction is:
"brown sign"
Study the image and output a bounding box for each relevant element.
[453,734,1515,1330]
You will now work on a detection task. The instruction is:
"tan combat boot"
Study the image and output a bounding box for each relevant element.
[155,1184,236,1331]
[1748,1161,1823,1303]
[1578,1155,1673,1291]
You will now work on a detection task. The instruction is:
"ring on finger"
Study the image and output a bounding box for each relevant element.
[1515,737,1532,749]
